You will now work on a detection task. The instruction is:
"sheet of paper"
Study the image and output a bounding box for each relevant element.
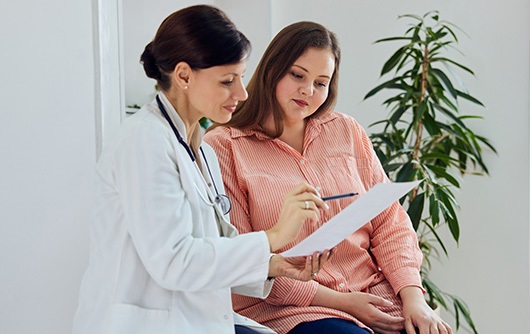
[281,181,421,257]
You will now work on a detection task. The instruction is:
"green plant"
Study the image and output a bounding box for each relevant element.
[199,117,213,129]
[364,11,496,333]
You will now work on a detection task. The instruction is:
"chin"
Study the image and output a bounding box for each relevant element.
[212,115,232,125]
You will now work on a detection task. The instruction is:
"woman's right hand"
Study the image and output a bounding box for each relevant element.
[265,182,328,252]
[313,286,405,334]
[343,292,404,334]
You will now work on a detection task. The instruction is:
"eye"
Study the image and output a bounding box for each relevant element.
[291,71,303,79]
[221,79,234,86]
[315,81,328,88]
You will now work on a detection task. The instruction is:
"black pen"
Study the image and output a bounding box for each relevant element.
[321,192,359,201]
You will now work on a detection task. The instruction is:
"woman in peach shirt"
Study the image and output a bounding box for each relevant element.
[204,21,451,334]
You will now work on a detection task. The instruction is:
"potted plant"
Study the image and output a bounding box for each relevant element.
[364,11,496,333]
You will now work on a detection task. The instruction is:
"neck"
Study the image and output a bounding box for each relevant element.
[278,119,307,154]
[163,90,200,145]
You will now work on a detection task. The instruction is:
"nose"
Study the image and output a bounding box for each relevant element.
[233,77,248,101]
[300,81,314,97]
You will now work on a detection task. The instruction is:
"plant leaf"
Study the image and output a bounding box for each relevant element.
[432,57,475,75]
[431,68,457,99]
[364,78,402,99]
[381,46,409,76]
[408,192,425,230]
[374,36,413,44]
[455,89,484,106]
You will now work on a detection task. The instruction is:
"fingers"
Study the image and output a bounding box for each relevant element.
[404,319,416,334]
[287,182,321,197]
[274,248,335,281]
[281,184,327,227]
[367,294,395,308]
[440,322,452,334]
[355,301,404,334]
[373,312,405,326]
[404,320,451,334]
[404,309,452,334]
[310,251,319,278]
[291,193,327,226]
[443,322,452,334]
[427,320,451,334]
[299,193,328,211]
[320,247,333,263]
[288,182,329,211]
[297,254,318,281]
[269,183,331,251]
[309,248,334,279]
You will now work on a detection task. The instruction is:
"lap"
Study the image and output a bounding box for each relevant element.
[288,318,371,334]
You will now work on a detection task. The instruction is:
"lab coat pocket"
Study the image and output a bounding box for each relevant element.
[103,303,175,334]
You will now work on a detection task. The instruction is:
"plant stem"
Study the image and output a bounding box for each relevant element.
[411,43,429,202]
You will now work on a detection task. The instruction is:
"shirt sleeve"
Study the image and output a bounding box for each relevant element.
[352,119,424,295]
[262,277,320,306]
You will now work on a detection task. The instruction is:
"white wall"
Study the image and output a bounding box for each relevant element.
[0,0,528,333]
[0,0,96,333]
[122,0,210,109]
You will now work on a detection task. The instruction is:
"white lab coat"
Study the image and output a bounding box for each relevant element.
[73,93,276,334]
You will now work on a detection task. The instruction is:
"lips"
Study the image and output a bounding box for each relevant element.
[293,99,308,107]
[224,105,237,112]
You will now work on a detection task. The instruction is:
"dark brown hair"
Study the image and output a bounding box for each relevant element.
[140,5,251,91]
[213,21,340,137]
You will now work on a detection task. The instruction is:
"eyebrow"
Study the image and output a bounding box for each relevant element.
[222,71,245,77]
[292,64,331,79]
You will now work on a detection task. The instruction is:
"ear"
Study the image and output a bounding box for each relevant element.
[172,62,191,90]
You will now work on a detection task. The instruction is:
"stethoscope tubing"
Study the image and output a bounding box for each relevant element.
[155,94,231,214]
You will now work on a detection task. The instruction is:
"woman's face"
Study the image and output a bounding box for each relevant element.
[275,48,335,126]
[188,61,248,124]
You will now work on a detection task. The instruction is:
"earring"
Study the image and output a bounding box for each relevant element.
[184,85,188,90]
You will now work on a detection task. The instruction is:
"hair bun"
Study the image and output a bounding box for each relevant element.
[140,42,161,80]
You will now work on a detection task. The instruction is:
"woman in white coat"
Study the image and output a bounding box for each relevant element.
[73,5,331,334]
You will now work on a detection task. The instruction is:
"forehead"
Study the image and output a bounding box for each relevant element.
[293,48,335,77]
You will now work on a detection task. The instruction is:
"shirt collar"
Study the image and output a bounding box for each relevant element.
[228,111,339,140]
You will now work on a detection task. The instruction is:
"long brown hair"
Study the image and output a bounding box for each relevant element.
[211,21,340,137]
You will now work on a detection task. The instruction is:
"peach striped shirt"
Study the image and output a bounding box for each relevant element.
[204,111,423,334]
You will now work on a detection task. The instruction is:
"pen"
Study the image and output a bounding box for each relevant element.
[321,192,359,201]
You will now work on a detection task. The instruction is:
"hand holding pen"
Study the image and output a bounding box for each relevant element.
[266,185,358,251]
[267,183,328,252]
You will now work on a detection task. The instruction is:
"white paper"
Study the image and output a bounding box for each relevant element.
[281,181,421,257]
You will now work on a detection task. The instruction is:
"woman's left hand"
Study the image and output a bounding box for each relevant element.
[400,287,453,334]
[267,248,334,281]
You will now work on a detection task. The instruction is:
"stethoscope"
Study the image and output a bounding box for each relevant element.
[156,95,231,215]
